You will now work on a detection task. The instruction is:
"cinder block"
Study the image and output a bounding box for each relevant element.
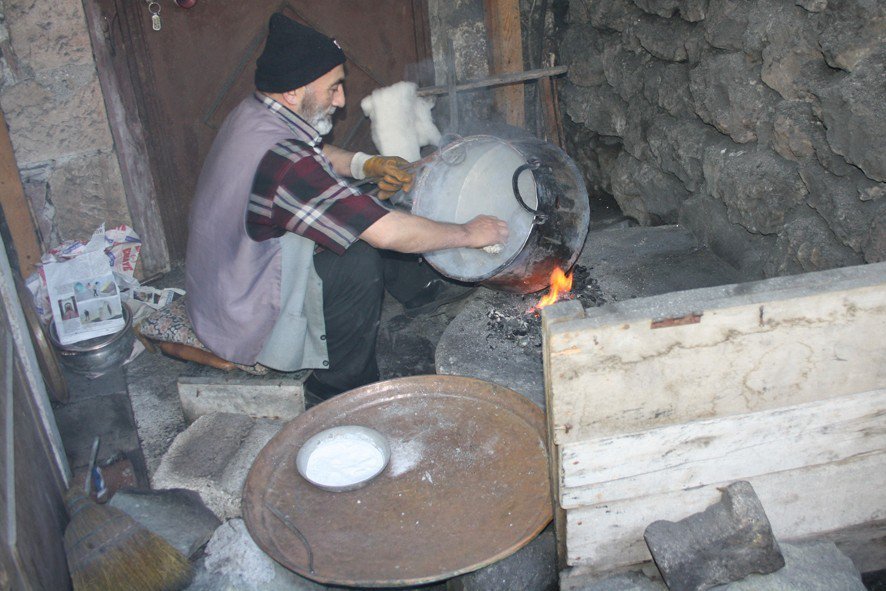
[152,413,282,520]
[177,374,306,423]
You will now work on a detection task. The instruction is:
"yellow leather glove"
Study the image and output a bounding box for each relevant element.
[363,155,414,200]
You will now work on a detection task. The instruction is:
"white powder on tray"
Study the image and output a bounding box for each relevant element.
[304,434,386,487]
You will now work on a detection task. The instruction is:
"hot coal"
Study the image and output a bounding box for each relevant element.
[484,265,606,350]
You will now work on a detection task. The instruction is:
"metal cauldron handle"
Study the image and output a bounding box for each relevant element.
[512,158,547,224]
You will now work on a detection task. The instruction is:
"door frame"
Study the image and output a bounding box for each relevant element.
[82,0,435,268]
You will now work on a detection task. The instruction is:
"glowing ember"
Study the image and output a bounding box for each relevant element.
[528,267,574,314]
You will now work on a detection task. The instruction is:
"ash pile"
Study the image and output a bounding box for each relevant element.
[484,265,606,350]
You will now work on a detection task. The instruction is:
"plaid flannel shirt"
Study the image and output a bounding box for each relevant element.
[246,93,388,254]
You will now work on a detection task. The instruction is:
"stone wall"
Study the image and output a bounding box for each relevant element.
[0,0,131,253]
[556,0,885,278]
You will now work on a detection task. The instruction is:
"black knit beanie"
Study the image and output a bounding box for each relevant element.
[254,13,346,93]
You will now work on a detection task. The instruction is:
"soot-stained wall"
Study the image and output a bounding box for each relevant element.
[556,0,884,278]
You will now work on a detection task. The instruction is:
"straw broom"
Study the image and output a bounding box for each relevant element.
[64,490,192,591]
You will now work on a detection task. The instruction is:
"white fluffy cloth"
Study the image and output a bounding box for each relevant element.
[360,81,441,162]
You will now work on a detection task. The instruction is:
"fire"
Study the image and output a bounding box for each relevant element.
[528,267,574,314]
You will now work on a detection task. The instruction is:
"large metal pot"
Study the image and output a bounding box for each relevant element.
[409,135,589,293]
[48,303,134,376]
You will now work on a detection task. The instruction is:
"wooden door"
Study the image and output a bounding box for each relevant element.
[0,242,70,589]
[87,0,433,264]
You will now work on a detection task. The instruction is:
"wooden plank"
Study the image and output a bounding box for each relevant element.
[559,389,886,507]
[0,111,41,278]
[544,263,886,445]
[484,0,525,128]
[564,451,886,569]
[82,0,170,277]
[537,75,564,148]
[543,300,585,569]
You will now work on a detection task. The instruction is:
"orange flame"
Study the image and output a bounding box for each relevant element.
[529,267,574,314]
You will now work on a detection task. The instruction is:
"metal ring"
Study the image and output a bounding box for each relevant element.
[148,2,161,14]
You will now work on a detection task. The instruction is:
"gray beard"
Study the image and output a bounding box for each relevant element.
[311,114,334,136]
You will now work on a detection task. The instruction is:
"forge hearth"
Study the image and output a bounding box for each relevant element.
[436,225,746,408]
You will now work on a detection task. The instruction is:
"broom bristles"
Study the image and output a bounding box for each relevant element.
[65,491,192,591]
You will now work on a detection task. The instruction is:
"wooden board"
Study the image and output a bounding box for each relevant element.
[484,0,524,128]
[559,389,886,508]
[564,450,886,569]
[0,111,41,278]
[544,263,886,446]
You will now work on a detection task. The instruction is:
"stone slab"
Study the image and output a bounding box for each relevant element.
[448,524,558,591]
[152,412,282,520]
[177,374,306,423]
[53,387,139,470]
[109,488,221,559]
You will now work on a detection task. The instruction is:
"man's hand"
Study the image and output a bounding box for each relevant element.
[463,215,509,249]
[363,156,414,199]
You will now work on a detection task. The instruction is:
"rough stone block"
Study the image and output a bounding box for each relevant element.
[702,143,807,235]
[763,211,865,276]
[633,12,705,63]
[642,62,694,117]
[818,1,885,71]
[644,481,785,591]
[817,48,886,182]
[714,541,867,590]
[0,65,114,166]
[631,0,708,22]
[611,152,688,225]
[109,488,222,559]
[49,150,132,241]
[799,162,886,259]
[448,525,557,591]
[152,413,282,520]
[703,1,751,52]
[689,52,780,144]
[678,192,773,277]
[177,374,306,423]
[5,0,94,71]
[562,83,628,138]
[647,114,729,192]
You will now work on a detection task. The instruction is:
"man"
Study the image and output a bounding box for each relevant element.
[186,13,508,400]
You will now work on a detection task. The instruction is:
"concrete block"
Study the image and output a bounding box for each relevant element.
[109,488,221,559]
[644,481,784,591]
[178,374,306,423]
[188,518,326,591]
[152,413,282,520]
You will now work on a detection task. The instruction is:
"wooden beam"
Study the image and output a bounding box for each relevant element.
[0,112,41,278]
[416,65,567,97]
[484,0,525,128]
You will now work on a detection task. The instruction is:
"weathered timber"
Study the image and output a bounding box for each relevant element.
[564,450,886,570]
[544,262,886,446]
[559,389,886,507]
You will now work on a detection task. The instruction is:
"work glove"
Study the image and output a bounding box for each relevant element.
[363,156,414,200]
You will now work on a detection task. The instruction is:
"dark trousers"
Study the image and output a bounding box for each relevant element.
[305,242,442,399]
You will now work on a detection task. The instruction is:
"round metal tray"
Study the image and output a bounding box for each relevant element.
[242,375,552,588]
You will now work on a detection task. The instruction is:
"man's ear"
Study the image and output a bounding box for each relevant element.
[281,87,304,109]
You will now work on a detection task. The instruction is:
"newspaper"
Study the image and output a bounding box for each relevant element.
[43,249,126,346]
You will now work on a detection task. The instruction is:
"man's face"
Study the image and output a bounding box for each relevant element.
[299,65,345,136]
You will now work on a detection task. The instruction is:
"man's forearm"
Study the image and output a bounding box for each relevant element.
[360,210,507,253]
[322,144,356,177]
